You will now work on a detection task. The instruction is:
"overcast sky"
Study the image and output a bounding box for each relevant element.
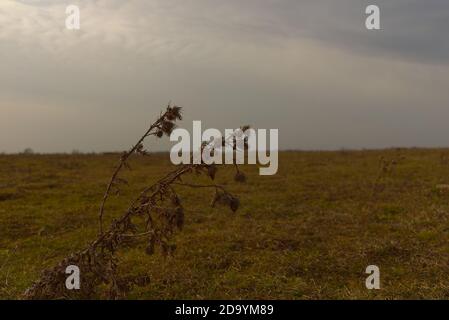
[1,0,448,152]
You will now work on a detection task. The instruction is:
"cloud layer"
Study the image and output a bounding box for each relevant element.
[1,0,448,152]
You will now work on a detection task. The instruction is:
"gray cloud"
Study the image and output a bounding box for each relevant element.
[0,0,448,152]
[289,0,449,65]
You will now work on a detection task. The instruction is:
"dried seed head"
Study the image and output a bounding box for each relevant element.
[166,106,182,121]
[161,121,175,135]
[229,196,240,212]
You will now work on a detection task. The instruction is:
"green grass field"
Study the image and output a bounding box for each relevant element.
[1,149,449,299]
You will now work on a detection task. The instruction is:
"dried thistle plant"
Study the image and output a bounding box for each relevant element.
[23,105,248,299]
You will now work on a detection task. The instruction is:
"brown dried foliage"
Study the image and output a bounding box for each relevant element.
[23,105,247,299]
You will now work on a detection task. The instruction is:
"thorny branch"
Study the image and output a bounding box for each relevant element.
[98,107,176,234]
[23,105,249,299]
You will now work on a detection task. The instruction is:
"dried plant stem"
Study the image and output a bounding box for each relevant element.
[24,105,247,299]
[98,111,168,234]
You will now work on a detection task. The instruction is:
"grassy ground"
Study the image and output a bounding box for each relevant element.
[1,149,449,299]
